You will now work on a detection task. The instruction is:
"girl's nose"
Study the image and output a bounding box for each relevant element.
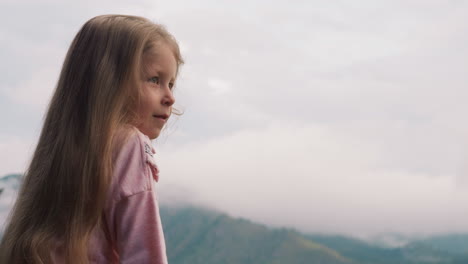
[162,90,175,106]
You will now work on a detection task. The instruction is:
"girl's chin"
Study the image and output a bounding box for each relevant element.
[148,129,162,140]
[136,126,161,140]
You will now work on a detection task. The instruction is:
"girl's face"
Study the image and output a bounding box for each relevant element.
[135,43,177,139]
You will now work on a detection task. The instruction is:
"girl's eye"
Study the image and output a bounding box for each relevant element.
[149,76,160,84]
[169,82,174,90]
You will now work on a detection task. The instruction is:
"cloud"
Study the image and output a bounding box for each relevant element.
[156,121,468,237]
[0,135,35,176]
[207,78,232,95]
[2,68,59,110]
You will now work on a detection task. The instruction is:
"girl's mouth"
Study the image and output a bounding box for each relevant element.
[153,114,169,120]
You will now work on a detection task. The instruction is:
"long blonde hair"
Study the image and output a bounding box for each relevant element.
[0,15,183,264]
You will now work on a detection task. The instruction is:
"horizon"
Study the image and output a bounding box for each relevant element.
[0,172,466,243]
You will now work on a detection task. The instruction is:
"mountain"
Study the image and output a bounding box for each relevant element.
[0,173,22,191]
[305,234,404,264]
[417,234,468,255]
[0,173,22,237]
[2,174,468,263]
[160,205,468,264]
[159,205,468,264]
[160,205,354,264]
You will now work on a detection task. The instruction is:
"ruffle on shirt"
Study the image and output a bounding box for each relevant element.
[143,140,160,182]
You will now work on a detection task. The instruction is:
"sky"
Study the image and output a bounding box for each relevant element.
[1,0,468,239]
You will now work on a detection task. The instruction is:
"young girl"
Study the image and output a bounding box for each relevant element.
[0,14,183,263]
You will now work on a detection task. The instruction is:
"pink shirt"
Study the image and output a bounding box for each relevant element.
[51,127,168,263]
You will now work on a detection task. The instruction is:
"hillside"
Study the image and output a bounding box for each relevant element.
[160,205,354,264]
[159,205,468,264]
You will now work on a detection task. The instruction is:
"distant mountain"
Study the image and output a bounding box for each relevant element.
[2,173,468,263]
[160,206,468,264]
[0,173,22,191]
[0,174,22,212]
[160,205,353,264]
[305,234,404,264]
[366,233,415,248]
[417,234,468,255]
[0,173,23,238]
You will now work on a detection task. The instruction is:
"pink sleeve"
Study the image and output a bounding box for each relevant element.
[105,128,168,264]
[114,190,168,264]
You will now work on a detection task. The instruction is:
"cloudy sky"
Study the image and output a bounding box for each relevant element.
[1,0,468,238]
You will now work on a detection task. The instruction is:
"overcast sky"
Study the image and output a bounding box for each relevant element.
[1,0,468,239]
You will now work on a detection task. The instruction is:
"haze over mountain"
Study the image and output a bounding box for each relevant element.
[2,174,468,263]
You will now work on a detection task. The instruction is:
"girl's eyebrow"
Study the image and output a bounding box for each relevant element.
[153,70,176,81]
[143,59,176,80]
[144,66,173,78]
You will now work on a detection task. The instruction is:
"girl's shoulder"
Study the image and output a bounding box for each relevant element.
[110,126,160,201]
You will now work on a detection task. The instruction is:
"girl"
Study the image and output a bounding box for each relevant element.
[0,14,183,263]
